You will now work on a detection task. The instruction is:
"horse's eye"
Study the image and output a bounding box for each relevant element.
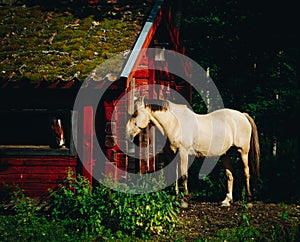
[132,110,138,118]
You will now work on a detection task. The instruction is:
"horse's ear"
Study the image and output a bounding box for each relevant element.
[140,95,145,106]
[135,95,145,109]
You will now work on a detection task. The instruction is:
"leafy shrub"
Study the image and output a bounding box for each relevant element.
[10,187,39,224]
[0,187,68,242]
[94,179,180,239]
[49,170,107,239]
[49,169,180,239]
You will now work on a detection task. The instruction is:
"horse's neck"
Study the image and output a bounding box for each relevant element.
[150,110,179,138]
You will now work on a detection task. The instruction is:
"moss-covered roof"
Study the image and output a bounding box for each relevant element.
[0,1,153,83]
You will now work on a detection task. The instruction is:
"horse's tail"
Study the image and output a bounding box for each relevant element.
[243,113,260,186]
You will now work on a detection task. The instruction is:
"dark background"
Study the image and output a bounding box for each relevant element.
[180,0,299,203]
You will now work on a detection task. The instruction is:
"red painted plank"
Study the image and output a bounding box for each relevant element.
[0,157,76,166]
[134,69,149,78]
[0,159,24,165]
[106,148,116,162]
[0,166,74,175]
[82,106,94,184]
[0,174,67,183]
[116,153,127,167]
[105,106,114,121]
[140,159,148,174]
[105,135,117,148]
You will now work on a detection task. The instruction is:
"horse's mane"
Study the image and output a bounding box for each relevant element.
[145,100,170,112]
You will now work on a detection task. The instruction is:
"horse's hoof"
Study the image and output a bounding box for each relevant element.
[221,201,231,207]
[246,202,253,209]
[180,201,189,208]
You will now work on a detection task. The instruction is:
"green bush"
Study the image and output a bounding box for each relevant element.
[0,187,69,242]
[49,170,107,239]
[94,180,180,239]
[48,170,180,239]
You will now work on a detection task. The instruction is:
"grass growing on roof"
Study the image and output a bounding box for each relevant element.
[0,3,144,83]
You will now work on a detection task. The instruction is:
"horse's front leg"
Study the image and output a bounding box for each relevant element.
[180,149,189,196]
[221,155,234,206]
[175,162,179,195]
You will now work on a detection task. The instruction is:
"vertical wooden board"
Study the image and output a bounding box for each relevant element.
[70,110,78,156]
[148,126,155,172]
[139,159,148,174]
[127,78,135,115]
[105,121,116,135]
[148,58,158,99]
[115,152,127,168]
[106,148,117,162]
[139,127,150,174]
[104,101,114,121]
[82,106,94,184]
[105,135,117,148]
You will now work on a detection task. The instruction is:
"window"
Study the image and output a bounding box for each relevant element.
[0,110,76,156]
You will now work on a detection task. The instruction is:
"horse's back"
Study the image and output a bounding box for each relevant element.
[196,109,251,154]
[210,108,251,148]
[208,108,249,124]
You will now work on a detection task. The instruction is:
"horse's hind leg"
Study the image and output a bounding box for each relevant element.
[239,151,252,203]
[221,155,234,206]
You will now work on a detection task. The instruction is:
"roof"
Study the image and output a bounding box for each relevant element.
[0,1,154,84]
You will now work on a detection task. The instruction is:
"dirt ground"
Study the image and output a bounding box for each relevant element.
[170,199,300,241]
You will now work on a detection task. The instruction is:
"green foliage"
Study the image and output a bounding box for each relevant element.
[215,209,300,242]
[10,187,39,223]
[49,170,107,239]
[95,174,180,239]
[49,169,180,239]
[196,173,226,201]
[0,187,69,241]
[100,187,180,238]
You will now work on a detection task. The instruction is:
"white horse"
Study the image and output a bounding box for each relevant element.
[126,97,260,206]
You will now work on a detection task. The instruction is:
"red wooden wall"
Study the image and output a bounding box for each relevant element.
[103,95,128,181]
[0,156,76,197]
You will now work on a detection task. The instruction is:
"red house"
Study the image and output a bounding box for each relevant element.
[0,0,191,197]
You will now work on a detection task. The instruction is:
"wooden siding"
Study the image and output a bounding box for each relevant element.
[0,156,77,197]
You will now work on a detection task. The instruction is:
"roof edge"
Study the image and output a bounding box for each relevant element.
[120,0,165,78]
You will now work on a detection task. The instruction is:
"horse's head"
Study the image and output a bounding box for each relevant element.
[50,118,65,148]
[126,96,151,141]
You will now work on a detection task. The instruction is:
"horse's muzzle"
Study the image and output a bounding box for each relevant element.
[128,134,134,142]
[126,133,134,142]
